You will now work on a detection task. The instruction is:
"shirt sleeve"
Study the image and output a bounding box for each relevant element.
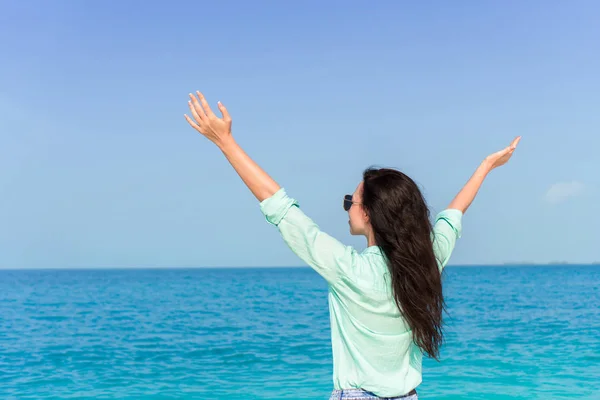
[260,188,357,284]
[432,209,463,271]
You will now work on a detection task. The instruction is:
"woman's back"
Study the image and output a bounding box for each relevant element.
[260,189,462,397]
[328,247,418,396]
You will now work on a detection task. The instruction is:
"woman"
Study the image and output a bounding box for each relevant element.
[184,92,520,400]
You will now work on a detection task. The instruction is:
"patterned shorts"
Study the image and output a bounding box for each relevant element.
[329,388,418,400]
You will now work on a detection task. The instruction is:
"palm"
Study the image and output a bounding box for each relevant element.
[485,136,521,170]
[184,91,233,146]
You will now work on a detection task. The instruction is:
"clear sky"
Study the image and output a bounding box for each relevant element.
[1,1,599,268]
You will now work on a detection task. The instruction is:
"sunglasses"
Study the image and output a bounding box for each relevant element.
[343,194,362,211]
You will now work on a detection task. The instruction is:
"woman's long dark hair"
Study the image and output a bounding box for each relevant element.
[361,167,444,360]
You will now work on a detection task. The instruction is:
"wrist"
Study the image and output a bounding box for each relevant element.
[479,158,494,174]
[216,135,236,152]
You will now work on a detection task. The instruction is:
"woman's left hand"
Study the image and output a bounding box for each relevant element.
[483,136,521,171]
[185,91,232,147]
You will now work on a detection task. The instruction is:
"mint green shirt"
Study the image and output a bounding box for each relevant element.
[260,188,462,397]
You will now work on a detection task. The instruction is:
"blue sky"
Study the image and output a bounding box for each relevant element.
[1,1,599,268]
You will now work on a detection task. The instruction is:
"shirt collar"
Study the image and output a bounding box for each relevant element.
[362,246,383,256]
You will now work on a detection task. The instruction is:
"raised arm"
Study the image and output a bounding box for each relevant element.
[184,92,356,284]
[433,136,521,269]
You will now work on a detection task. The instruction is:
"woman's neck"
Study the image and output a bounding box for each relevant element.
[366,231,377,247]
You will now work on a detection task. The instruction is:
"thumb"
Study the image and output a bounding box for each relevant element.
[218,101,231,122]
[495,146,511,157]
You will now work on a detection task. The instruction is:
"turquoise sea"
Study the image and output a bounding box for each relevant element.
[0,266,598,400]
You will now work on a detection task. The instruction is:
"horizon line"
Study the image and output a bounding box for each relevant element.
[0,263,599,271]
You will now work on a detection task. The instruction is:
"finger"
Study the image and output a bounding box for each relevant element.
[218,101,231,122]
[188,100,203,124]
[510,136,522,149]
[184,114,202,132]
[197,91,216,118]
[189,93,206,120]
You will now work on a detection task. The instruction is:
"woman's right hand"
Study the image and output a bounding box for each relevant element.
[483,136,521,171]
